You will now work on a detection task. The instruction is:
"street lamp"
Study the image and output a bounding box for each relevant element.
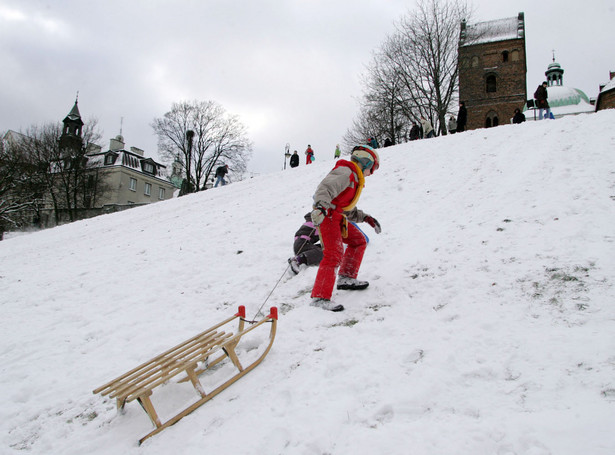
[283,143,290,169]
[180,130,194,196]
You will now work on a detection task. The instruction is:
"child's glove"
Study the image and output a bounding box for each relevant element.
[365,215,381,234]
[311,205,329,226]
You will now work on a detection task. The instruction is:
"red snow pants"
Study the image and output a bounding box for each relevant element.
[311,211,367,300]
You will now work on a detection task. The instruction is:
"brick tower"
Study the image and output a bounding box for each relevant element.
[458,13,527,129]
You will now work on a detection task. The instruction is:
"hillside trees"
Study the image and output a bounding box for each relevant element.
[0,120,108,233]
[0,131,42,238]
[22,121,107,224]
[346,0,471,145]
[152,100,252,193]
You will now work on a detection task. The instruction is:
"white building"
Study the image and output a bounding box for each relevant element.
[525,59,594,120]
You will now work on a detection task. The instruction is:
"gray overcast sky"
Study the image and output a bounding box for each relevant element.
[1,0,613,175]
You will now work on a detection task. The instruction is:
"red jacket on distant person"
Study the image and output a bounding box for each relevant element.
[305,146,314,164]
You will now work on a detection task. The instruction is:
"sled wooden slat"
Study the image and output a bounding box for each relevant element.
[119,331,235,403]
[92,306,278,444]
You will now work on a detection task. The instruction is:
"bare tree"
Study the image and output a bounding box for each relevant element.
[0,132,42,238]
[351,0,472,139]
[152,100,252,192]
[347,54,411,148]
[8,121,107,225]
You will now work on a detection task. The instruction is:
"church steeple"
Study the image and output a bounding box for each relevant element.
[60,95,84,153]
[545,52,564,87]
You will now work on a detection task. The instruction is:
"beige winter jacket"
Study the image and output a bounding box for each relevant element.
[312,165,367,223]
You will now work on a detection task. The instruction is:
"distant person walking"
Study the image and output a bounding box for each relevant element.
[214,164,229,187]
[334,144,341,159]
[289,150,299,168]
[534,81,551,120]
[457,102,467,132]
[305,145,315,165]
[512,108,526,124]
[409,122,420,141]
[448,116,457,134]
[420,117,435,139]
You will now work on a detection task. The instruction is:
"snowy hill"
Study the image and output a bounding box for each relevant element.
[1,111,614,454]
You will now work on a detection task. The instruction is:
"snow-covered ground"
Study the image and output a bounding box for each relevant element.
[1,111,614,454]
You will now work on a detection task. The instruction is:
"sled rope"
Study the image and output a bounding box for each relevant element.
[250,265,289,322]
[250,227,317,322]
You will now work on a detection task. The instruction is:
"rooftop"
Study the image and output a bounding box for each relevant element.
[460,14,524,47]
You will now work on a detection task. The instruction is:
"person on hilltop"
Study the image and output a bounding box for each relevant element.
[305,145,315,165]
[289,150,299,168]
[309,145,381,312]
[420,117,435,138]
[448,116,457,134]
[334,144,341,159]
[534,81,551,120]
[512,108,526,124]
[409,122,421,141]
[214,164,229,187]
[457,101,467,132]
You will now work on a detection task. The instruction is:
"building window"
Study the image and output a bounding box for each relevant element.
[143,162,155,174]
[145,182,151,196]
[159,187,166,200]
[104,154,116,165]
[502,51,509,62]
[486,74,497,93]
[471,56,479,68]
[129,178,137,191]
[511,50,520,61]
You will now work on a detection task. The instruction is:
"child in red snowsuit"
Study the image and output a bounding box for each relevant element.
[309,145,381,311]
[305,145,314,164]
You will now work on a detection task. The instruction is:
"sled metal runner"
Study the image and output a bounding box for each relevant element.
[92,306,278,444]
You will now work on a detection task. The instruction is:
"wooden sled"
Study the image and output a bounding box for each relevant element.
[92,306,278,444]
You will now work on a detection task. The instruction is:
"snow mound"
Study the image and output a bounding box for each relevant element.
[1,110,614,454]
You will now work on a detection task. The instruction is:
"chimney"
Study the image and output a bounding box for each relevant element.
[109,135,125,151]
[130,146,144,156]
[610,71,615,80]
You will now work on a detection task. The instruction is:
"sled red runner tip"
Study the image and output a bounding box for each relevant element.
[268,307,278,320]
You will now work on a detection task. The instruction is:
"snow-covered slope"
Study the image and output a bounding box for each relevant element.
[2,111,614,454]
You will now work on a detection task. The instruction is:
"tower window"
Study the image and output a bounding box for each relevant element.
[502,51,509,62]
[511,50,520,61]
[486,74,497,93]
[485,111,499,128]
[471,56,479,68]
